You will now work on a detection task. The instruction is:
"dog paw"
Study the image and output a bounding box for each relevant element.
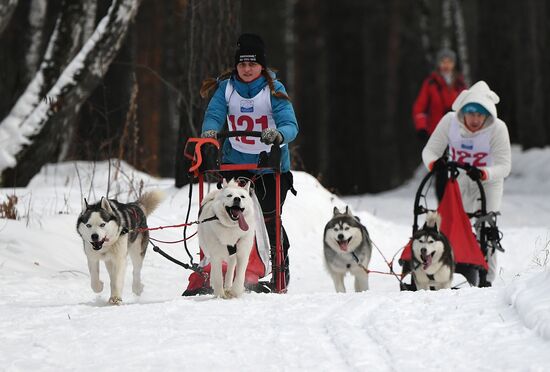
[91,280,104,293]
[228,286,244,298]
[108,296,122,305]
[224,290,238,299]
[132,282,144,296]
[214,289,234,299]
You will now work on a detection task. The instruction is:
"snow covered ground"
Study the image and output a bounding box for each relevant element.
[1,145,549,371]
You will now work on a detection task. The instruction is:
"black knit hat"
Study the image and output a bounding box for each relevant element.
[234,33,266,67]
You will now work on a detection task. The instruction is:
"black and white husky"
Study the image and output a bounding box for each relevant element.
[323,207,372,293]
[76,191,164,304]
[411,211,455,290]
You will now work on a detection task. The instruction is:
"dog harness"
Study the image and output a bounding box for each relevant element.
[195,208,237,256]
[227,244,237,256]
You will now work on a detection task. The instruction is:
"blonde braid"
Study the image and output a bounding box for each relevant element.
[200,68,234,98]
[262,69,291,101]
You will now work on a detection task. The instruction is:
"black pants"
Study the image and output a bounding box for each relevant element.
[222,171,294,283]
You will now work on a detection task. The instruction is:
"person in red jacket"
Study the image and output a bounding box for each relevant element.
[412,48,467,143]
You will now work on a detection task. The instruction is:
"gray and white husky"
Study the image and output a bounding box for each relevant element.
[76,191,164,304]
[198,179,256,299]
[323,206,372,293]
[411,211,455,290]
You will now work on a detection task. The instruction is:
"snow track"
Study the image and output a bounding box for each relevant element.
[1,158,550,371]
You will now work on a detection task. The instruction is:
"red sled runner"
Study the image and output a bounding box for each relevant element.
[399,161,502,289]
[182,131,288,295]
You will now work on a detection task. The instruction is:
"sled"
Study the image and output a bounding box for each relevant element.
[399,161,502,290]
[181,130,288,295]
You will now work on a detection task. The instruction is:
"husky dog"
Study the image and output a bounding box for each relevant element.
[323,206,372,293]
[411,211,455,290]
[76,191,164,304]
[198,179,256,299]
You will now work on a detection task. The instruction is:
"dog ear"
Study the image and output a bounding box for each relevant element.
[345,206,354,216]
[242,180,251,193]
[81,198,89,211]
[100,197,114,213]
[425,211,441,232]
[333,206,341,215]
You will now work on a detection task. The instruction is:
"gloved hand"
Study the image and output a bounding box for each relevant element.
[466,165,486,181]
[430,156,447,172]
[260,128,283,145]
[416,129,429,144]
[201,130,217,138]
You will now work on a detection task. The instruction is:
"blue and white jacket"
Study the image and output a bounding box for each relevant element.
[201,71,299,173]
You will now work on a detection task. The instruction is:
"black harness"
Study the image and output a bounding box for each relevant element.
[198,214,237,256]
[227,244,237,255]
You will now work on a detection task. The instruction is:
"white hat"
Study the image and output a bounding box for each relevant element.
[452,81,500,123]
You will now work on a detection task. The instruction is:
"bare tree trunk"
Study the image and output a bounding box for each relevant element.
[293,0,329,183]
[384,0,402,188]
[284,0,297,94]
[452,0,470,85]
[417,0,433,66]
[134,0,163,175]
[174,0,240,187]
[0,0,18,35]
[1,0,87,142]
[24,0,48,80]
[513,0,547,148]
[59,0,98,160]
[1,0,142,186]
[441,0,452,49]
[82,0,97,41]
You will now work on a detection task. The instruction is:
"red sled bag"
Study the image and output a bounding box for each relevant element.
[184,193,272,295]
[185,238,268,294]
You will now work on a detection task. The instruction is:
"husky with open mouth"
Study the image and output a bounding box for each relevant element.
[411,211,455,290]
[323,206,372,293]
[197,178,256,299]
[76,191,164,304]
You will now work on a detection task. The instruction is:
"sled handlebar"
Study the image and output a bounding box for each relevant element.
[412,160,487,234]
[446,161,480,173]
[216,130,282,146]
[184,131,282,175]
[216,130,261,139]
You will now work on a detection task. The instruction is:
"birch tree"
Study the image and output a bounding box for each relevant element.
[24,0,48,80]
[0,0,142,186]
[452,0,470,85]
[1,0,87,147]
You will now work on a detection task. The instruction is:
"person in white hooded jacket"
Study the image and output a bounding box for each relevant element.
[422,80,512,286]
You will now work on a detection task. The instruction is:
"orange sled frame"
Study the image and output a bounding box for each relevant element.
[182,131,287,294]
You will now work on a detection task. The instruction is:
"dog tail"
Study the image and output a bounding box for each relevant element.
[425,211,441,231]
[138,190,165,216]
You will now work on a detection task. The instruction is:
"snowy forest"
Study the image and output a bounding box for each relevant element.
[1,1,550,369]
[0,0,549,193]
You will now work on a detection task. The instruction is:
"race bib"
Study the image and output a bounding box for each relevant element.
[225,81,283,154]
[448,117,493,167]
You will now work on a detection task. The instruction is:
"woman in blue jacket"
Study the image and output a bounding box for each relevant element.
[200,33,299,287]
